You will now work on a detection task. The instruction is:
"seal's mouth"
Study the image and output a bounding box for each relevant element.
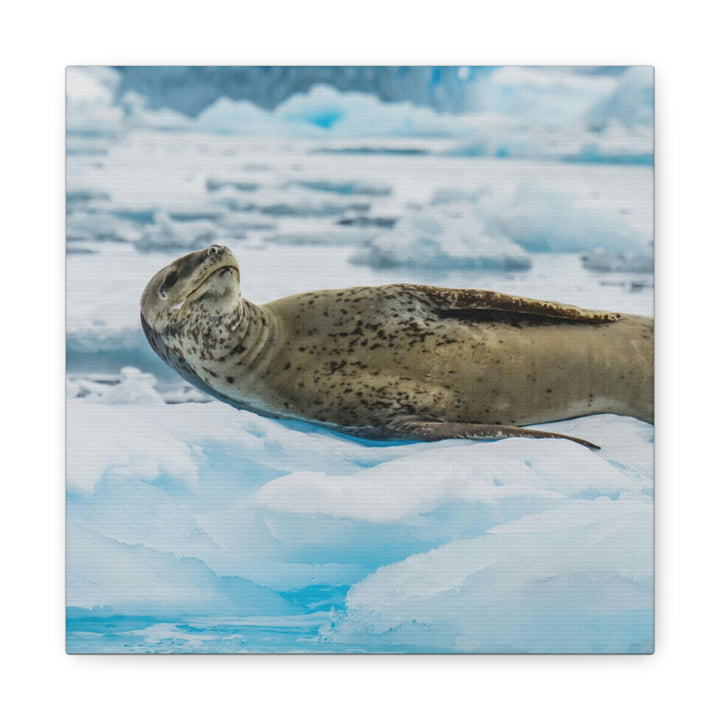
[185,264,239,300]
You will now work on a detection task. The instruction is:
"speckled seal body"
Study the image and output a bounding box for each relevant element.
[141,246,653,448]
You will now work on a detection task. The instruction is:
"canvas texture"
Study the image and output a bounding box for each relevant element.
[66,66,654,654]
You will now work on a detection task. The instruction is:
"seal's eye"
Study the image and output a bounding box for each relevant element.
[159,270,178,299]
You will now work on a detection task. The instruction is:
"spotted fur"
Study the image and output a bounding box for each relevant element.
[141,246,654,449]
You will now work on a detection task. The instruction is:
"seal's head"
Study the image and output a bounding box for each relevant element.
[141,244,241,337]
[140,244,245,399]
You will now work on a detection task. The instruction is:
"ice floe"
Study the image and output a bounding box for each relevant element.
[350,208,531,270]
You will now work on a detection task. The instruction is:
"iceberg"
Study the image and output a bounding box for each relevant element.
[581,248,654,273]
[67,67,653,166]
[586,66,654,131]
[350,209,531,270]
[490,183,649,253]
[273,84,475,138]
[481,66,618,128]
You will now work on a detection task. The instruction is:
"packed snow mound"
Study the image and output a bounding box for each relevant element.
[67,369,212,405]
[66,211,140,244]
[586,66,654,130]
[211,184,373,218]
[350,209,531,270]
[66,387,430,497]
[253,425,651,523]
[67,367,165,405]
[120,91,193,132]
[136,212,224,252]
[581,248,654,273]
[67,522,295,617]
[195,97,279,135]
[490,183,649,253]
[67,378,653,606]
[327,494,652,652]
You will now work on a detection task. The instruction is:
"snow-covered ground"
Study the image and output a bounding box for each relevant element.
[66,67,654,653]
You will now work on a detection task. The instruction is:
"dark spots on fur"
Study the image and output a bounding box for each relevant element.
[349,360,369,369]
[284,362,291,370]
[226,376,234,383]
[227,341,246,356]
[299,347,306,352]
[203,366,218,377]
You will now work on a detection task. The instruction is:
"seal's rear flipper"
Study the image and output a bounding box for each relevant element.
[387,419,600,450]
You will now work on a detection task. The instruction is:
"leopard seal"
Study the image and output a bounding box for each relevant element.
[140,244,653,449]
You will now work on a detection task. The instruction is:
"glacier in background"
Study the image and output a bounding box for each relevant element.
[66,66,654,653]
[67,65,653,164]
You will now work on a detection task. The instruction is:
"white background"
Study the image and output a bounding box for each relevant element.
[3,1,718,717]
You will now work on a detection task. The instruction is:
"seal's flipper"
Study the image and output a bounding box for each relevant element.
[387,419,600,450]
[402,284,620,324]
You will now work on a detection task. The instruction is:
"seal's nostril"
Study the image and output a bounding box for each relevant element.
[208,244,225,255]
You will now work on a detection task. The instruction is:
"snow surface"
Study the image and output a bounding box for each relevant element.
[66,70,654,653]
[67,379,653,652]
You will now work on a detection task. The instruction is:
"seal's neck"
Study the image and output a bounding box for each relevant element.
[206,297,277,373]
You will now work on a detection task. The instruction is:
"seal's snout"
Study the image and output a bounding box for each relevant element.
[208,244,226,255]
